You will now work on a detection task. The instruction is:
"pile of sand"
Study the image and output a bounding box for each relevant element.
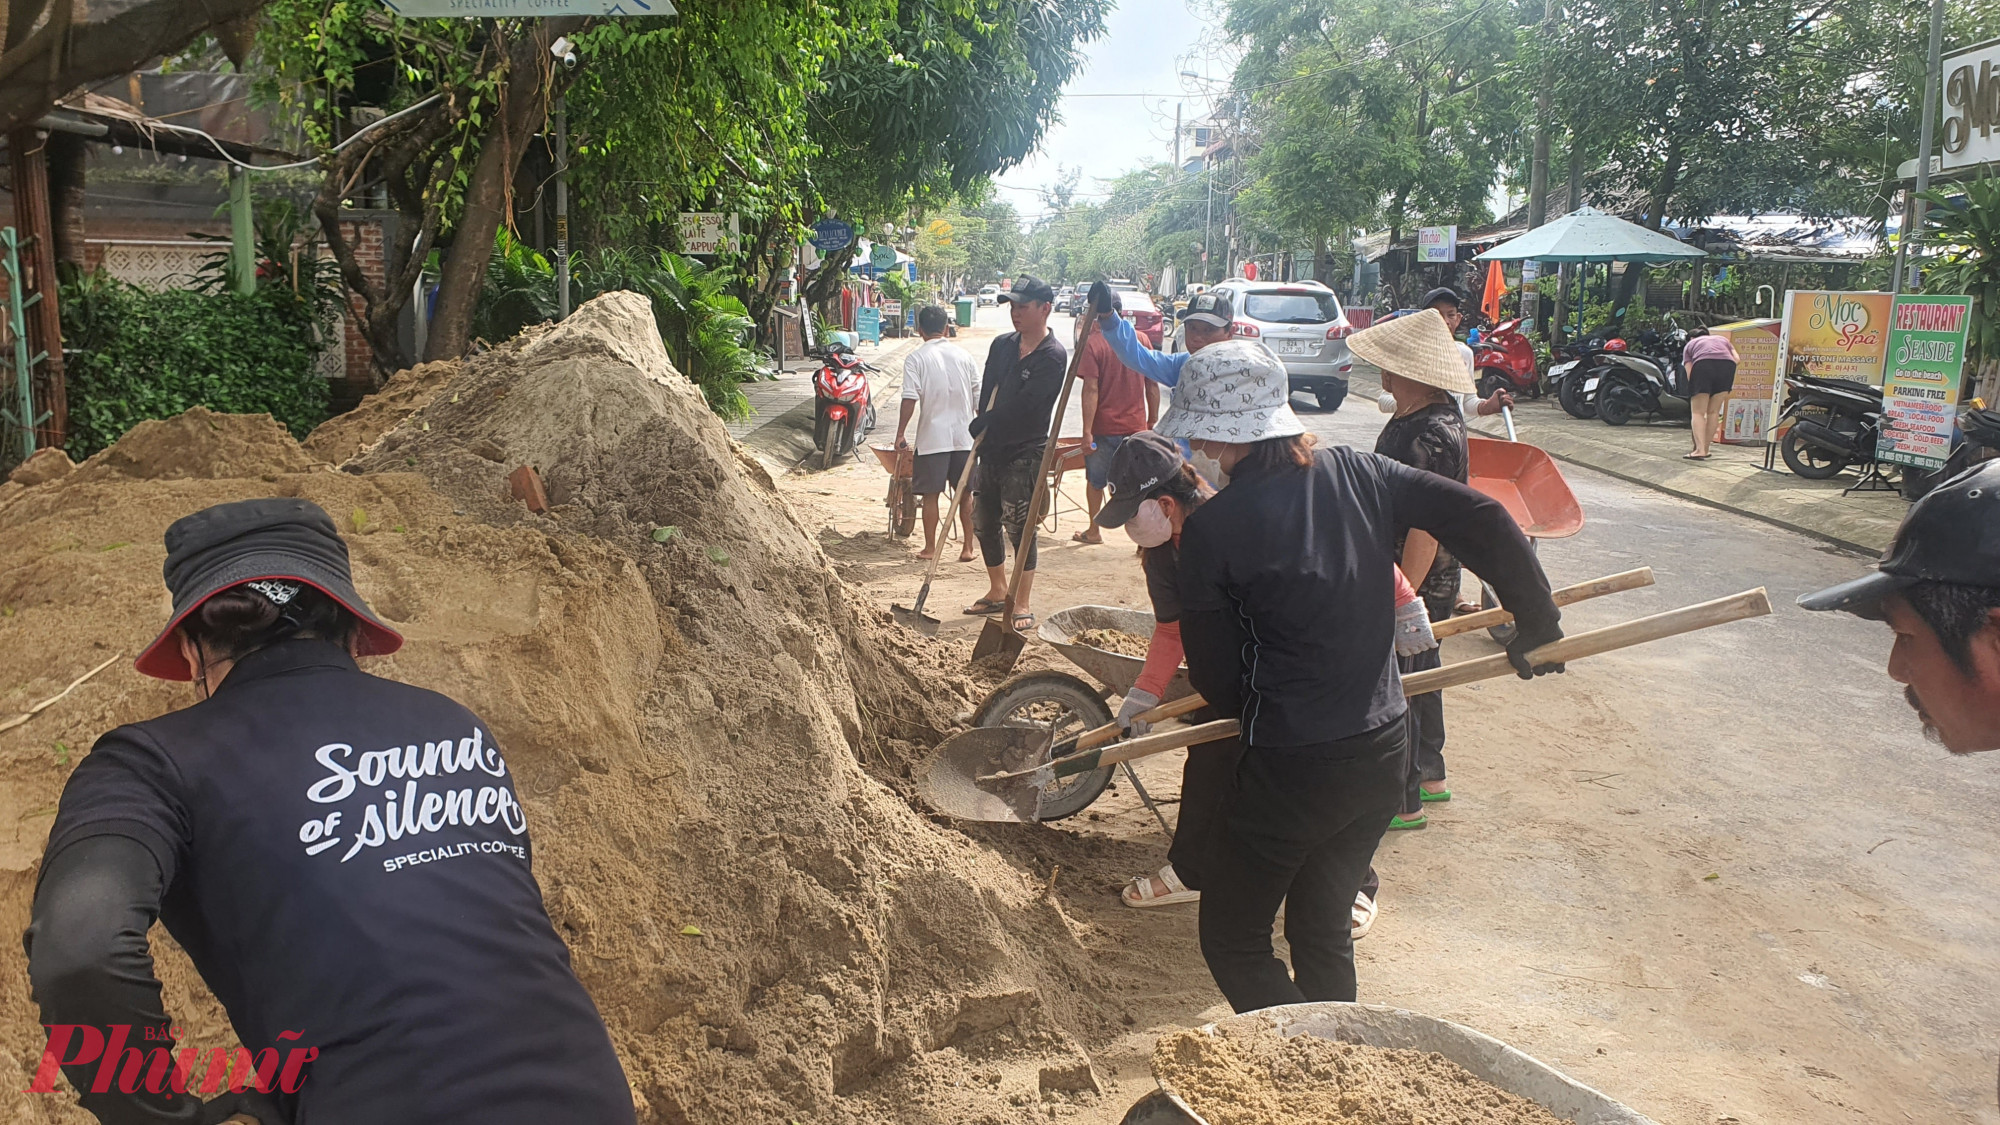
[1153,1026,1567,1125]
[0,293,1119,1123]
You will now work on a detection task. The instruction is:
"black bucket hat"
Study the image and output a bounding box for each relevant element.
[136,498,403,680]
[1798,460,2000,619]
[1096,432,1187,529]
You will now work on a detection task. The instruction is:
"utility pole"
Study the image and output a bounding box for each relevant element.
[1174,102,1182,170]
[555,96,571,319]
[1899,0,1946,294]
[1525,0,1555,333]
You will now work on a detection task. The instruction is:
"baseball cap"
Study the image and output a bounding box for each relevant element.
[1798,460,2000,618]
[1096,432,1186,528]
[1182,288,1235,329]
[1420,287,1462,309]
[999,276,1055,305]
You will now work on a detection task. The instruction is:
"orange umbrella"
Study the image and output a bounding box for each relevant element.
[1481,258,1506,323]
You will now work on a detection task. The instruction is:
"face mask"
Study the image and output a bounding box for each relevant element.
[1189,448,1231,489]
[1377,392,1398,414]
[1124,499,1172,548]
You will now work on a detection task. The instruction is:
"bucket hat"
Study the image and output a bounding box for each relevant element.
[1154,339,1305,444]
[1799,460,2000,619]
[136,498,404,680]
[1348,307,1475,395]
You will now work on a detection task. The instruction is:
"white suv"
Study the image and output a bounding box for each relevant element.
[1181,279,1354,411]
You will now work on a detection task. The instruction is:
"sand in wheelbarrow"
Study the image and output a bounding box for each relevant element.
[1153,1024,1568,1125]
[1072,627,1150,658]
[0,294,1130,1124]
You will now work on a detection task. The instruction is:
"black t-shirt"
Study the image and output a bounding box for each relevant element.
[1177,446,1556,750]
[42,640,634,1123]
[975,330,1068,464]
[1143,541,1182,624]
[1374,401,1470,608]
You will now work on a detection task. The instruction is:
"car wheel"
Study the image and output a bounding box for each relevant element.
[1315,384,1346,412]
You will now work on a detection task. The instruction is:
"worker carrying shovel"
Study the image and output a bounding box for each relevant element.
[1163,320,1565,1014]
[24,499,634,1123]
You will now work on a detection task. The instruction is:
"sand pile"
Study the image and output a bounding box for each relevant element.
[0,293,1117,1123]
[301,360,460,464]
[1153,1026,1567,1125]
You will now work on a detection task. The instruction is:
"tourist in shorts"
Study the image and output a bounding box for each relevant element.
[1680,327,1739,460]
[895,304,981,560]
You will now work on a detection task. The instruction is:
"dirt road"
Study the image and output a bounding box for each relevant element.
[775,306,2000,1124]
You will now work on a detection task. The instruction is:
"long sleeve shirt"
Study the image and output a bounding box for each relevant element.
[1177,446,1558,750]
[1099,314,1190,388]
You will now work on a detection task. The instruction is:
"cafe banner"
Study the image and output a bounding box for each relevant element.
[1876,295,1973,470]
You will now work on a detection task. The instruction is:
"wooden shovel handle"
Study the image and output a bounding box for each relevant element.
[1430,567,1655,640]
[1067,692,1212,755]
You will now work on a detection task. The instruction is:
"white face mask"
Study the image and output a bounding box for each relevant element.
[1377,392,1398,414]
[1123,499,1173,548]
[1189,448,1231,489]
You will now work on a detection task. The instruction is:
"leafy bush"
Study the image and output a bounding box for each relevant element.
[59,270,329,459]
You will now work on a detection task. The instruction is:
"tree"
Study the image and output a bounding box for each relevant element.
[0,0,270,133]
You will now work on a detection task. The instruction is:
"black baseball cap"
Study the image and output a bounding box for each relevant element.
[1096,432,1186,529]
[1421,287,1462,309]
[999,276,1055,305]
[137,498,404,680]
[1799,460,2000,619]
[1182,288,1235,329]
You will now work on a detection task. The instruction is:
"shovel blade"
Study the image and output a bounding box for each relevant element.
[891,603,941,637]
[917,727,1052,822]
[970,618,1028,667]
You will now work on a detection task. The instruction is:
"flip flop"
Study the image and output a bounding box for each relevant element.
[1012,612,1036,632]
[1122,865,1200,909]
[962,597,1004,616]
[1070,530,1103,544]
[1683,452,1711,460]
[1388,813,1428,830]
[1420,786,1452,803]
[1351,891,1379,939]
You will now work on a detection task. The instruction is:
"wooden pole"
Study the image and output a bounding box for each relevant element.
[9,127,64,449]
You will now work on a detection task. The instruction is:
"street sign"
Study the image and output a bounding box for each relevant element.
[1877,295,1973,470]
[870,243,898,271]
[1941,40,2000,176]
[856,306,881,344]
[677,212,738,256]
[1417,226,1457,263]
[811,219,854,253]
[383,0,673,16]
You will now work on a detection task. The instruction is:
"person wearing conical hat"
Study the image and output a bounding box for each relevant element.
[1160,332,1564,1013]
[1354,308,1479,830]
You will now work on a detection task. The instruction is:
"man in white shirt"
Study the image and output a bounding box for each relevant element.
[895,305,981,560]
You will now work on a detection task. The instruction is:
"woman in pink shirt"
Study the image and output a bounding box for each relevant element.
[1681,329,1740,460]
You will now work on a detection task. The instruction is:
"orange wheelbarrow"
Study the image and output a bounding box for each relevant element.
[1465,434,1583,643]
[869,444,919,539]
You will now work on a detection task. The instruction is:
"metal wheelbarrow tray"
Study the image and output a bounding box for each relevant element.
[1467,435,1584,540]
[1037,605,1193,701]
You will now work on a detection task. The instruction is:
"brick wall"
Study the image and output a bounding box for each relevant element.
[332,214,390,412]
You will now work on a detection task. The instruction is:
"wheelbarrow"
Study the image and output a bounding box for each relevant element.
[1466,433,1584,644]
[1121,1002,1659,1124]
[868,444,919,540]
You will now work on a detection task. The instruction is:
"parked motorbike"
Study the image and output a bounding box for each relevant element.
[1554,336,1623,419]
[1896,405,2000,499]
[1774,367,1884,480]
[812,343,878,471]
[1593,329,1691,426]
[1472,318,1541,399]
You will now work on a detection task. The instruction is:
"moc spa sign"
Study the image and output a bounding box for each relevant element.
[1941,38,2000,175]
[1876,295,1973,471]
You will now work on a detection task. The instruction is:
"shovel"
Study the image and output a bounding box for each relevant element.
[971,312,1100,669]
[1430,566,1653,641]
[921,587,1772,821]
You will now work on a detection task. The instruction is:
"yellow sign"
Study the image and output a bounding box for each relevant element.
[1778,290,1893,385]
[1714,319,1780,443]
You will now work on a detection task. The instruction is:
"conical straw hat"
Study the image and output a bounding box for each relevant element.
[1348,308,1476,394]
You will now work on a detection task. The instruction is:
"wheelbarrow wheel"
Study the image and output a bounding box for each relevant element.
[972,671,1114,821]
[1479,583,1516,646]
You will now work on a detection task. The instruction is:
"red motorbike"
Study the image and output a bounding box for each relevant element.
[1471,318,1541,399]
[812,343,877,470]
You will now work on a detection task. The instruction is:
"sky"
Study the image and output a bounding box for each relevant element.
[995,0,1229,227]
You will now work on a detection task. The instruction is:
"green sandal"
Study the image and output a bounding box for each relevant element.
[1388,813,1428,830]
[1420,787,1452,803]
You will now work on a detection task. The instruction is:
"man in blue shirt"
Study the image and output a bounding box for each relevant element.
[1089,281,1237,388]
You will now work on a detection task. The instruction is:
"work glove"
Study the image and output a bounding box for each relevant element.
[1504,619,1566,679]
[1087,280,1115,317]
[967,413,989,439]
[1393,598,1438,657]
[1116,687,1161,736]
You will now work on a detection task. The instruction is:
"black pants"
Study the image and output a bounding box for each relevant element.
[974,448,1041,571]
[1197,719,1406,1013]
[1168,736,1245,891]
[1401,646,1446,813]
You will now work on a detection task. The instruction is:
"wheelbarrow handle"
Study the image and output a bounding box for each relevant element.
[1430,567,1653,641]
[1052,693,1212,759]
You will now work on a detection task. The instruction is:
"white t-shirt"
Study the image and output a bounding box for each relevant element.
[900,338,980,454]
[1456,342,1480,416]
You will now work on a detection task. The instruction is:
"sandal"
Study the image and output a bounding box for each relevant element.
[1070,529,1102,544]
[1012,611,1036,632]
[1351,891,1379,939]
[1682,451,1710,460]
[1388,813,1428,830]
[1122,864,1200,909]
[1420,784,1452,803]
[962,597,1004,616]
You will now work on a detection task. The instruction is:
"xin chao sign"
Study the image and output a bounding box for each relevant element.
[1876,296,1973,470]
[1416,226,1457,264]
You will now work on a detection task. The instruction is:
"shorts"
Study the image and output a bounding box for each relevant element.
[912,448,971,495]
[1084,432,1131,489]
[1689,358,1736,396]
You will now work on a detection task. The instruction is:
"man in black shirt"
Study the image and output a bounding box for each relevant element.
[964,276,1067,631]
[25,499,634,1124]
[1164,337,1564,1014]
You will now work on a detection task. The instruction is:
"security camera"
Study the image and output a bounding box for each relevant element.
[551,35,578,68]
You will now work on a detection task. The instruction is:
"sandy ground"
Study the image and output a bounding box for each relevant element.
[774,305,2000,1124]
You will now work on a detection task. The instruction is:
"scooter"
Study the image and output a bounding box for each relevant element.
[1554,336,1624,419]
[1773,366,1885,480]
[1593,328,1691,426]
[1471,318,1541,399]
[811,343,878,471]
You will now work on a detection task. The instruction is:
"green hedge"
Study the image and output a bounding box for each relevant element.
[59,273,330,459]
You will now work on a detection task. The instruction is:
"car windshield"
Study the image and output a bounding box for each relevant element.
[1242,290,1341,325]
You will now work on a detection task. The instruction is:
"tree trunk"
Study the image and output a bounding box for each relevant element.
[1608,139,1683,329]
[46,130,85,278]
[425,17,586,362]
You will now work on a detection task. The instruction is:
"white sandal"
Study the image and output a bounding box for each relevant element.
[1351,891,1379,940]
[1121,864,1201,908]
